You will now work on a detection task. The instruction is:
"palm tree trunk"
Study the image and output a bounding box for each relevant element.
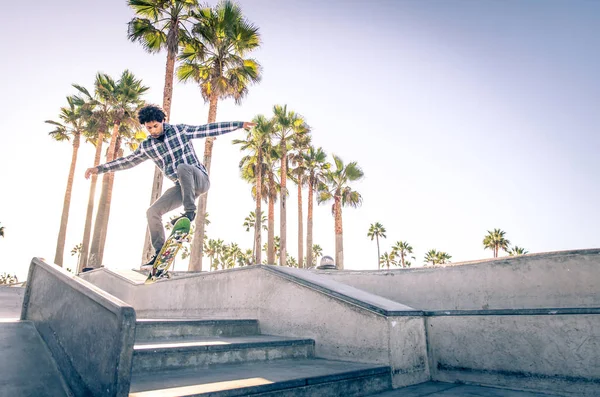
[53,133,81,267]
[306,178,314,268]
[267,172,275,264]
[376,235,380,270]
[97,145,121,265]
[189,94,218,271]
[334,194,343,269]
[401,252,405,268]
[79,131,104,271]
[254,151,262,265]
[141,43,175,263]
[279,142,287,266]
[297,178,303,268]
[89,122,120,268]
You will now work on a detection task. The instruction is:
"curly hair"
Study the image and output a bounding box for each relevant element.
[138,105,166,124]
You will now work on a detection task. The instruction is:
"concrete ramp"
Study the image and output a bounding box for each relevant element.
[0,321,70,396]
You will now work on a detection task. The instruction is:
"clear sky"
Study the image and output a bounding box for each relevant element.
[0,0,599,280]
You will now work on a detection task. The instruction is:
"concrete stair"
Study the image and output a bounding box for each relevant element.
[129,318,392,396]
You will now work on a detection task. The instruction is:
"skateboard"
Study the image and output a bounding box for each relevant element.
[145,217,191,284]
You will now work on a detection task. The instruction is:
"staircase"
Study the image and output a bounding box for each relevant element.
[128,319,392,396]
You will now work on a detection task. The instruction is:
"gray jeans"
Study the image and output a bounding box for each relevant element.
[146,163,210,252]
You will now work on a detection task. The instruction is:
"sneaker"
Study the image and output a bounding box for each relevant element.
[141,254,158,271]
[170,211,196,225]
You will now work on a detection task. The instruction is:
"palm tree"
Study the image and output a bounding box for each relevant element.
[424,249,452,266]
[289,132,311,268]
[177,0,262,271]
[317,155,364,269]
[128,0,198,263]
[71,82,110,271]
[380,252,396,270]
[391,241,415,268]
[242,210,267,259]
[88,71,148,268]
[367,222,387,270]
[424,249,440,266]
[233,115,273,264]
[262,236,281,264]
[508,246,529,256]
[312,244,323,266]
[303,146,329,268]
[272,104,308,266]
[483,228,511,258]
[46,96,87,267]
[264,142,281,265]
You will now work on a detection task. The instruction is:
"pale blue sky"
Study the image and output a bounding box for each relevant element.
[0,1,598,279]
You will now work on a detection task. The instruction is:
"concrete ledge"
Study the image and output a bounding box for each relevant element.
[22,258,136,397]
[318,249,600,311]
[425,307,600,316]
[260,265,422,316]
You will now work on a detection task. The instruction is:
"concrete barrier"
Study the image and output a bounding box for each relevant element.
[81,265,430,388]
[22,258,136,396]
[426,309,600,396]
[318,249,600,310]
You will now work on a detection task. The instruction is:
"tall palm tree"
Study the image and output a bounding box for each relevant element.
[367,222,386,270]
[233,115,273,264]
[88,71,148,268]
[391,241,415,268]
[288,132,311,268]
[272,104,307,266]
[128,0,198,263]
[380,252,396,270]
[303,146,329,268]
[483,228,511,258]
[177,0,262,271]
[508,246,529,256]
[46,95,87,267]
[263,141,281,264]
[317,155,364,269]
[72,82,110,270]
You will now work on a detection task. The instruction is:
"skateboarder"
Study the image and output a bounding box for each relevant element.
[85,104,255,269]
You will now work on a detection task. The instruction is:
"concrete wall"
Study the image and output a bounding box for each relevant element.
[319,249,600,310]
[426,310,600,396]
[22,258,136,397]
[81,265,430,388]
[0,286,24,318]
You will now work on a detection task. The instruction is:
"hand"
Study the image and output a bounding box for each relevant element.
[242,121,257,130]
[85,167,98,179]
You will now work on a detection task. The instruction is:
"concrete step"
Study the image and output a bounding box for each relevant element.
[135,319,260,341]
[0,321,70,396]
[129,357,392,396]
[132,334,315,373]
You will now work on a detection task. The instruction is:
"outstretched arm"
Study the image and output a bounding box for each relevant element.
[179,121,256,139]
[85,148,148,179]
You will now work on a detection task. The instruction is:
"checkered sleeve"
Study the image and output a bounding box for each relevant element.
[178,122,244,139]
[96,148,148,174]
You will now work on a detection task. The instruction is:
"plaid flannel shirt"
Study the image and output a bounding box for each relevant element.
[96,122,244,182]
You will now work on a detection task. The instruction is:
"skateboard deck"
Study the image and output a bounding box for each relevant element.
[145,217,191,284]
